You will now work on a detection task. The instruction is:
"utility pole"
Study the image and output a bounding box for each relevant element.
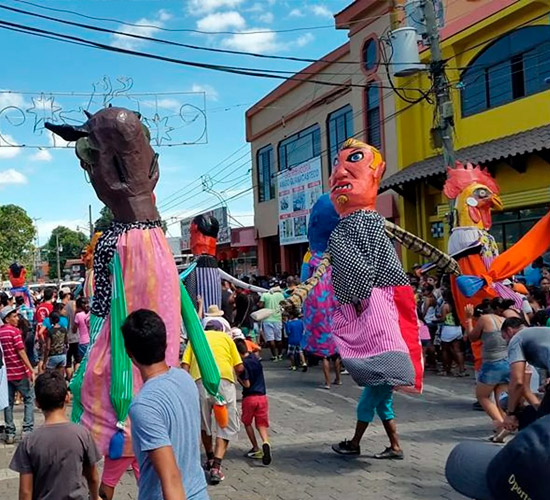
[419,0,457,228]
[422,0,456,170]
[88,204,93,238]
[55,233,62,284]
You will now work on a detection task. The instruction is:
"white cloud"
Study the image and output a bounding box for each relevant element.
[29,149,53,162]
[111,10,172,50]
[296,33,314,47]
[191,84,219,101]
[0,91,26,109]
[0,168,27,186]
[288,8,304,17]
[0,133,21,159]
[197,11,246,32]
[187,0,245,15]
[222,30,279,53]
[221,28,314,54]
[310,5,333,18]
[247,3,264,13]
[141,98,182,111]
[36,218,88,243]
[258,12,274,24]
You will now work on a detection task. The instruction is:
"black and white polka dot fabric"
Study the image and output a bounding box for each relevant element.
[328,210,409,305]
[92,220,162,318]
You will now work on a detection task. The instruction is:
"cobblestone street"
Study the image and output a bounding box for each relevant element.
[0,360,491,499]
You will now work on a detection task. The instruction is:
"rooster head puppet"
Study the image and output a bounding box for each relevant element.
[444,162,502,230]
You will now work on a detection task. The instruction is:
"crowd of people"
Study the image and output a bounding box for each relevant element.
[1,259,550,499]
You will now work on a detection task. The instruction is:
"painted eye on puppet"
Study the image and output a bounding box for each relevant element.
[333,156,339,167]
[347,151,364,163]
[474,187,490,199]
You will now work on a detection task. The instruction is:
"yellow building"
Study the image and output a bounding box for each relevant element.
[381,0,550,269]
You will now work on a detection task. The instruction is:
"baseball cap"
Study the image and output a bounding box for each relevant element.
[0,305,17,321]
[445,414,550,500]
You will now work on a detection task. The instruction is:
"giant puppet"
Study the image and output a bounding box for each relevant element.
[300,194,340,358]
[184,214,222,312]
[8,263,33,308]
[286,139,461,392]
[445,162,550,320]
[45,108,223,458]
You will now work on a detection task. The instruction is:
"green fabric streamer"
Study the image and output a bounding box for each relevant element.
[70,314,105,423]
[180,282,223,401]
[109,253,133,429]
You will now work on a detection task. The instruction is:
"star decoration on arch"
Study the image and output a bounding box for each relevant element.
[26,93,63,133]
[145,113,174,146]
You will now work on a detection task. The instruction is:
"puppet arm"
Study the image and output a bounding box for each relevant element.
[280,253,331,311]
[384,220,460,276]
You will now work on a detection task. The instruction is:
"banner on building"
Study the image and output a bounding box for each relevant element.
[180,206,230,251]
[277,156,323,246]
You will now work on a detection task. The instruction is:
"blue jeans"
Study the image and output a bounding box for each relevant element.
[4,378,34,437]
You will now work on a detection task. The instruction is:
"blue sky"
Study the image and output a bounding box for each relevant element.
[0,0,350,244]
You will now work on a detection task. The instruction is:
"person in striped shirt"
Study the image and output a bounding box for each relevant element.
[0,305,35,444]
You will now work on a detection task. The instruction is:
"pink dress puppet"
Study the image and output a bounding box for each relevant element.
[300,194,340,358]
[327,139,423,392]
[46,109,181,458]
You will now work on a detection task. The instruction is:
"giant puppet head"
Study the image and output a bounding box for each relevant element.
[308,194,340,253]
[443,162,502,230]
[190,214,219,256]
[44,108,159,224]
[8,263,26,288]
[329,138,386,216]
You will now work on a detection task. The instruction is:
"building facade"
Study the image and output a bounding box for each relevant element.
[246,0,402,275]
[381,0,550,269]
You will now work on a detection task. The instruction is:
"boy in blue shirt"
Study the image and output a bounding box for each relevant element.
[284,309,307,372]
[235,339,272,466]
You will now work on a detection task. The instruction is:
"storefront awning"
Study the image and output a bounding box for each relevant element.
[379,124,550,193]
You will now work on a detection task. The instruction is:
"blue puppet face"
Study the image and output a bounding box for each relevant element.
[308,194,340,253]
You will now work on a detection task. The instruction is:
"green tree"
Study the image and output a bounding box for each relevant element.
[94,206,114,232]
[44,226,89,280]
[0,204,36,280]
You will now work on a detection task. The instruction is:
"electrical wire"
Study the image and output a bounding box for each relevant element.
[0,19,435,92]
[10,0,369,35]
[0,3,365,67]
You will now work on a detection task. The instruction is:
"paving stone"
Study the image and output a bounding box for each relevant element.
[0,360,487,499]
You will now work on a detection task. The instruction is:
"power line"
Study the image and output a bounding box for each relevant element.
[0,19,434,91]
[0,3,358,67]
[10,0,391,36]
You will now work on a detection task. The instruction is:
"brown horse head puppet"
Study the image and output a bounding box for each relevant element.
[45,107,159,223]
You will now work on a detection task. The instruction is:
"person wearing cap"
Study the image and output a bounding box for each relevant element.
[446,413,550,500]
[0,305,35,444]
[500,317,550,431]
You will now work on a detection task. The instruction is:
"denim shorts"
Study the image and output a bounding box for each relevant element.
[287,344,303,357]
[46,354,67,369]
[478,359,510,385]
[78,343,89,358]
